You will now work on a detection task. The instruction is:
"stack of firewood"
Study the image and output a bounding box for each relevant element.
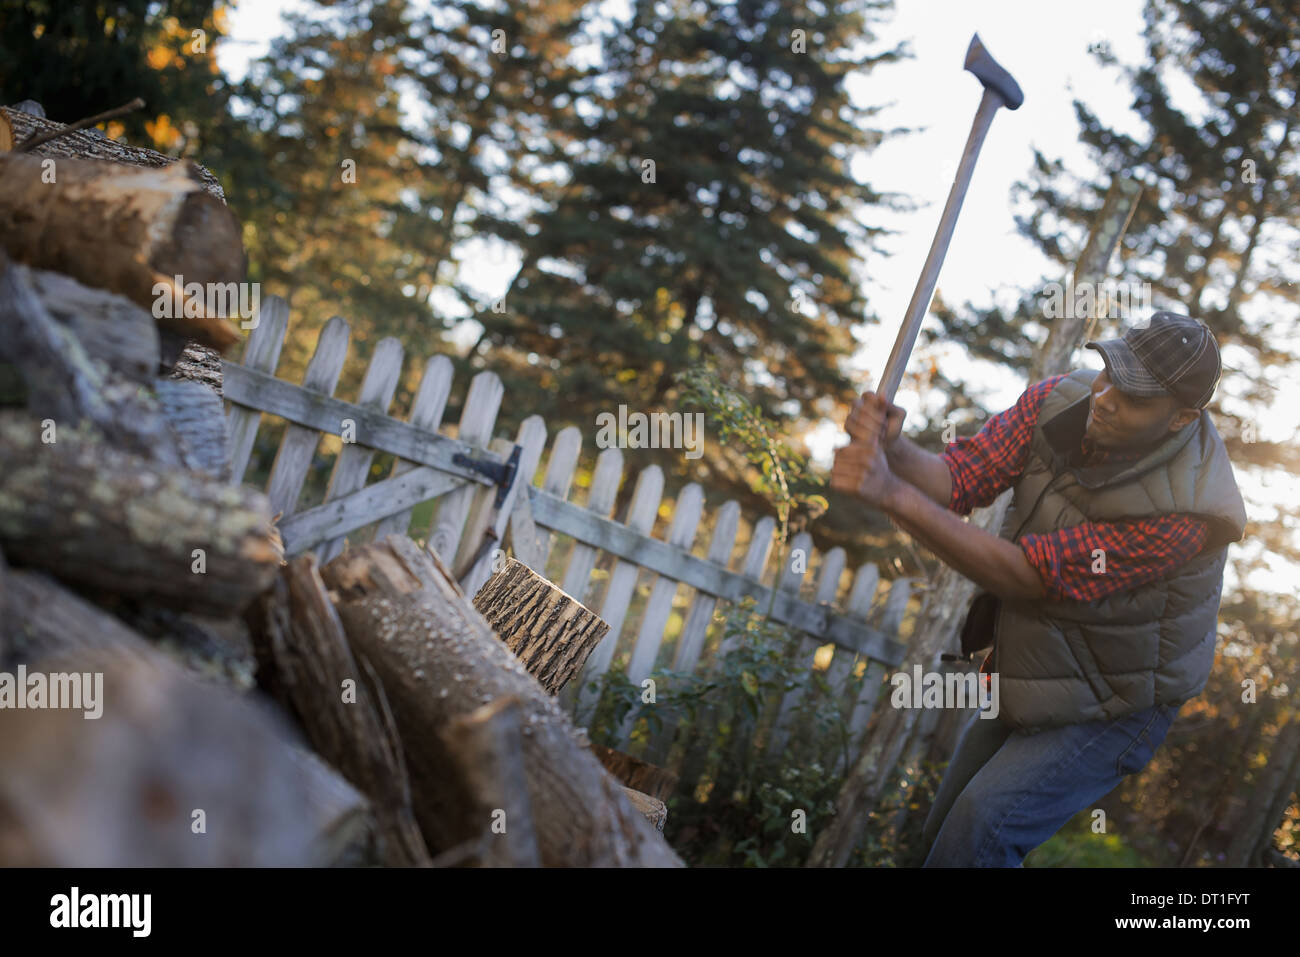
[0,102,682,868]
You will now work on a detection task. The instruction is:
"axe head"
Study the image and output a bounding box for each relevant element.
[964,33,1024,110]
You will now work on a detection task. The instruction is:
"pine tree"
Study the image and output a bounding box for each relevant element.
[460,0,908,502]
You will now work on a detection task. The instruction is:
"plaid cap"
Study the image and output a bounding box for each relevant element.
[1084,311,1222,409]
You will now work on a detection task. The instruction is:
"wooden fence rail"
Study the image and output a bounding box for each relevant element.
[221,296,916,762]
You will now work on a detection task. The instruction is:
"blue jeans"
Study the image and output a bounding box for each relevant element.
[920,701,1179,867]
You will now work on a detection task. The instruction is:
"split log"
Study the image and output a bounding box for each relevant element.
[0,411,279,616]
[26,267,160,384]
[0,151,246,350]
[438,696,542,867]
[591,742,679,801]
[319,535,684,867]
[0,256,182,466]
[246,557,432,867]
[0,570,372,866]
[622,787,668,831]
[471,556,609,695]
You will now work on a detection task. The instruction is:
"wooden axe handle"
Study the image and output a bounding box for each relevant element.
[875,34,1022,405]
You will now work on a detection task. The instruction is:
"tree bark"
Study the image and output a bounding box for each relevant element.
[471,557,609,695]
[318,535,684,867]
[0,411,279,616]
[153,378,231,479]
[0,152,245,351]
[591,742,679,801]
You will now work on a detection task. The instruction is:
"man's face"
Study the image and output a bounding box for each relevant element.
[1085,367,1199,450]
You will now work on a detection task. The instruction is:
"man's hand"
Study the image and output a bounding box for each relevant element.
[831,435,899,507]
[845,391,906,455]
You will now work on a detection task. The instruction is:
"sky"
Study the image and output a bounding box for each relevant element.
[215,0,1296,597]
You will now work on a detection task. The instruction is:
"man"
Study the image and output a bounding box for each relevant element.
[829,312,1246,867]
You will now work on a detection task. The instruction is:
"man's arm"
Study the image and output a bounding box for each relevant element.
[886,435,953,508]
[844,375,1067,515]
[883,478,1046,603]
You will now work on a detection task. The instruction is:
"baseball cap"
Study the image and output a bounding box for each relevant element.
[1084,311,1222,409]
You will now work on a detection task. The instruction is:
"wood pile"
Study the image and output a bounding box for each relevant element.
[0,103,683,867]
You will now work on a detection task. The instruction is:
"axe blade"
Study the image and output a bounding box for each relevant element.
[964,33,1024,110]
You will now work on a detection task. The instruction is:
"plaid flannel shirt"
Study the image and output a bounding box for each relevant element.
[940,373,1210,604]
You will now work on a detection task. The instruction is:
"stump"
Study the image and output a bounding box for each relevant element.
[471,557,609,695]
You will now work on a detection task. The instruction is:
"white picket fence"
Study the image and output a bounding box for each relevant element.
[220,296,915,759]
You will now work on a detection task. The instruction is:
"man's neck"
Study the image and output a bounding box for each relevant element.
[1078,434,1149,465]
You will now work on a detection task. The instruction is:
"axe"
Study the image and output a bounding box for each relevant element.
[873,33,1023,406]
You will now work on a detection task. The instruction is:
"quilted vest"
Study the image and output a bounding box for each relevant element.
[989,368,1246,730]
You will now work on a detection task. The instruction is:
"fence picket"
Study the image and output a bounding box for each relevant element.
[534,426,582,570]
[428,371,503,567]
[461,415,548,596]
[316,337,405,561]
[767,545,845,755]
[264,315,350,518]
[756,531,812,750]
[825,562,880,727]
[673,499,740,672]
[560,447,623,603]
[225,295,288,483]
[713,515,776,662]
[576,464,665,724]
[847,578,913,746]
[618,483,704,744]
[372,354,454,540]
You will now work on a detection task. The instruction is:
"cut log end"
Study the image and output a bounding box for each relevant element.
[471,557,610,695]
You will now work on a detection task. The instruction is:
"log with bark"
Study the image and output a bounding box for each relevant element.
[0,151,246,351]
[0,104,227,201]
[0,569,373,866]
[1,103,231,384]
[591,742,679,802]
[0,256,182,466]
[318,535,684,867]
[153,378,231,478]
[0,410,280,616]
[24,267,160,384]
[438,696,542,867]
[471,557,609,695]
[247,557,433,867]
